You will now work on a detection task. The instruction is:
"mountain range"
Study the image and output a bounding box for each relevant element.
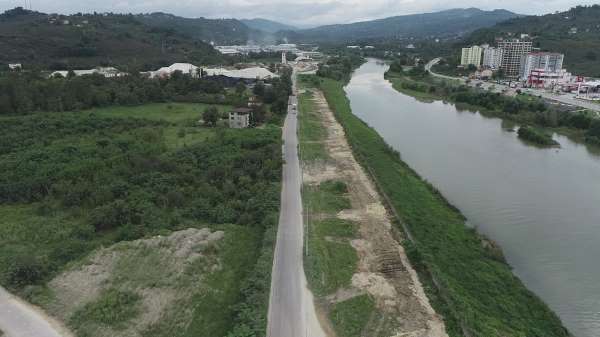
[240,18,297,33]
[278,8,520,43]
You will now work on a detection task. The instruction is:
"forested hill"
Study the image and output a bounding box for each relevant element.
[0,7,226,71]
[240,18,297,33]
[466,5,600,77]
[136,12,261,44]
[279,8,519,43]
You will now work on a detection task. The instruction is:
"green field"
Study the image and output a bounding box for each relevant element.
[317,77,570,337]
[0,103,281,337]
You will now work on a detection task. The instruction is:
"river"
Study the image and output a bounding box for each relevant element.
[344,59,600,337]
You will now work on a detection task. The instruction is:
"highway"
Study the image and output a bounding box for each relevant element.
[0,286,72,337]
[267,70,326,337]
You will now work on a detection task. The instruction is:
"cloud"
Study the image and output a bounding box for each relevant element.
[1,0,598,26]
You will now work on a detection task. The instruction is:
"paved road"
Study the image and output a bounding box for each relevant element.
[0,287,72,337]
[425,58,600,113]
[267,71,326,337]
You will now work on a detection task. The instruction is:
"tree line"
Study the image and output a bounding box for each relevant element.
[0,68,292,117]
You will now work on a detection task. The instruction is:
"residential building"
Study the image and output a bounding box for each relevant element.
[498,39,533,79]
[8,63,22,70]
[520,52,564,79]
[461,46,483,67]
[229,108,252,128]
[482,47,503,70]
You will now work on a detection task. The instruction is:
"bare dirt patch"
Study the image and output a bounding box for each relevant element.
[305,90,448,337]
[46,228,224,337]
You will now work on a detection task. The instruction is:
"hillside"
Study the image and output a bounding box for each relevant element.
[280,8,519,43]
[0,7,224,71]
[136,12,261,44]
[240,18,297,33]
[466,5,600,77]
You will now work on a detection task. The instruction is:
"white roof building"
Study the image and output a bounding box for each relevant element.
[147,63,278,80]
[204,67,278,80]
[49,67,126,78]
[148,63,200,78]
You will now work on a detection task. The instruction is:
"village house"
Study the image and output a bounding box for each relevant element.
[229,108,252,129]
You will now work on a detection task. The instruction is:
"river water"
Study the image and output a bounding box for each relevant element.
[344,59,600,337]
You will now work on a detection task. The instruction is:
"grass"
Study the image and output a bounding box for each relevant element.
[142,225,261,337]
[386,73,440,101]
[303,180,356,296]
[329,295,375,337]
[85,103,231,125]
[298,90,328,161]
[317,76,570,337]
[70,288,141,332]
[303,180,352,214]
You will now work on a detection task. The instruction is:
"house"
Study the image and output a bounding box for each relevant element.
[229,108,252,128]
[8,63,22,71]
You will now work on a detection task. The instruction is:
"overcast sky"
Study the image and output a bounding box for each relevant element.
[1,0,598,26]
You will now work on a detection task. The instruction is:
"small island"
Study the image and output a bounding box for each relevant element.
[518,125,560,147]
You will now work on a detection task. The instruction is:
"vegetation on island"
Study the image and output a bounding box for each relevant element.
[0,67,292,337]
[306,57,570,336]
[518,126,560,147]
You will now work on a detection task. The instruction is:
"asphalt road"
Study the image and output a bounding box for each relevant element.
[0,286,72,337]
[267,73,326,337]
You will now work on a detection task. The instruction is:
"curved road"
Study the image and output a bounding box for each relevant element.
[267,70,327,337]
[0,287,72,337]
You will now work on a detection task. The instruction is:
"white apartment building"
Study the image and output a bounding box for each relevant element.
[461,46,484,66]
[482,47,503,70]
[498,39,533,79]
[520,52,564,80]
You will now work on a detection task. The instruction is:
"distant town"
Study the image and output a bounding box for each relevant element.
[459,38,600,101]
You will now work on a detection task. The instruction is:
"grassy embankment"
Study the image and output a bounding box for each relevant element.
[0,102,281,337]
[385,67,600,147]
[296,79,376,337]
[315,76,570,337]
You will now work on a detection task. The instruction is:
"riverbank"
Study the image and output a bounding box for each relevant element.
[297,79,447,337]
[314,75,570,337]
[385,69,600,148]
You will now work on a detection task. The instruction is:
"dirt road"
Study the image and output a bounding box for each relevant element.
[267,86,327,337]
[0,286,72,337]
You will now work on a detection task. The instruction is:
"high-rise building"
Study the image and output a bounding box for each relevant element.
[520,52,564,79]
[498,39,533,78]
[482,47,503,70]
[461,46,484,67]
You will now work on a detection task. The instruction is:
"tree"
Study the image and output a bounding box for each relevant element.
[203,106,219,127]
